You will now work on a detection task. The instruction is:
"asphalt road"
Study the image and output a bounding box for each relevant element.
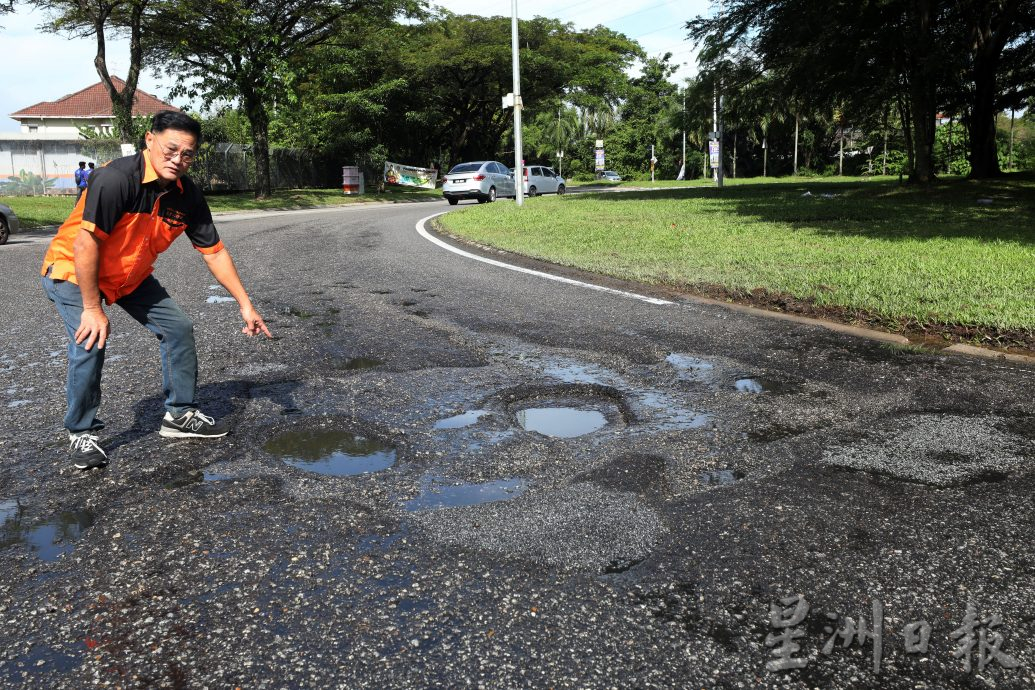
[1,200,1033,689]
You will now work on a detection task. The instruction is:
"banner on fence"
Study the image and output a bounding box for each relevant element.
[384,162,437,189]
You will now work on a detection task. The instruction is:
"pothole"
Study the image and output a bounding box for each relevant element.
[517,407,607,438]
[821,414,1028,487]
[265,429,397,476]
[699,469,744,485]
[434,410,489,429]
[734,377,799,394]
[404,476,528,511]
[164,466,235,489]
[205,296,236,304]
[0,500,96,561]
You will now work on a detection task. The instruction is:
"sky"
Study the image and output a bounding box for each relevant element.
[0,0,712,133]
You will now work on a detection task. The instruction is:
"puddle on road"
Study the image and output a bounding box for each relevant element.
[516,407,607,438]
[404,476,528,511]
[206,296,237,304]
[265,430,396,476]
[699,469,744,485]
[434,410,489,429]
[734,378,797,394]
[0,500,96,561]
[164,467,235,489]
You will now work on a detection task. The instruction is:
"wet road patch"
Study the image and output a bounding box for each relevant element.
[666,353,715,379]
[404,475,528,511]
[164,466,236,489]
[699,469,744,485]
[265,429,397,476]
[820,414,1029,487]
[336,356,383,371]
[0,500,95,561]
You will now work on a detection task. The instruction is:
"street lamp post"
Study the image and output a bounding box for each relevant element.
[511,0,524,207]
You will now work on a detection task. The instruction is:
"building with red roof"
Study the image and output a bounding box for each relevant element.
[9,77,178,137]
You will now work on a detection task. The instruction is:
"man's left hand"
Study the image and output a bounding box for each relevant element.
[240,306,272,338]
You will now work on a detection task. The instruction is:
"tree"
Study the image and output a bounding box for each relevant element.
[149,0,417,198]
[34,0,149,144]
[275,13,640,173]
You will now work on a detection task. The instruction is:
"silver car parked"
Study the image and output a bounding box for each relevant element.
[442,161,516,205]
[0,203,20,245]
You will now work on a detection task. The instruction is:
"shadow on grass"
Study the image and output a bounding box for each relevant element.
[578,174,1035,245]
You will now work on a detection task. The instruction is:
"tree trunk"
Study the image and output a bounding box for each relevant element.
[93,0,146,145]
[904,0,937,184]
[967,50,1003,177]
[793,114,799,175]
[244,93,272,199]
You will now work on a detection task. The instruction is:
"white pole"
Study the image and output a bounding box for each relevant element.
[681,91,686,179]
[512,0,524,207]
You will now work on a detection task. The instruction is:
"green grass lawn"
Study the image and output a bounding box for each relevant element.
[437,174,1035,340]
[1,186,439,228]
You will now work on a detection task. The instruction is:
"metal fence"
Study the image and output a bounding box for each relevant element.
[0,138,339,195]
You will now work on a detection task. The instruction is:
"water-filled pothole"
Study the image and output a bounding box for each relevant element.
[0,500,96,561]
[404,477,528,511]
[434,410,489,429]
[206,296,236,304]
[265,430,396,476]
[164,468,234,489]
[517,407,607,438]
[699,469,743,485]
[734,378,799,394]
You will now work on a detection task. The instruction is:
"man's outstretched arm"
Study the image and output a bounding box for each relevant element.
[202,248,272,338]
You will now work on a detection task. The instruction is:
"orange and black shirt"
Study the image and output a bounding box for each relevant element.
[42,151,224,303]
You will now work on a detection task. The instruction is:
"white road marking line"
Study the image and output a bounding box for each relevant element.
[416,211,675,306]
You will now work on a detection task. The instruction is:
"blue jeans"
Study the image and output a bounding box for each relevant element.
[42,273,198,434]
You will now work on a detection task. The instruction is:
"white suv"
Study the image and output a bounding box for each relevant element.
[522,166,566,196]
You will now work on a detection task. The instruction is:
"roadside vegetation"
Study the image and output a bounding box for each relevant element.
[0,187,438,228]
[436,175,1035,351]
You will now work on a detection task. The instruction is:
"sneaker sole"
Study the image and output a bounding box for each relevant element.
[74,459,108,470]
[159,427,229,439]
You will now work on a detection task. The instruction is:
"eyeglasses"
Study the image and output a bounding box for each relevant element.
[156,140,197,165]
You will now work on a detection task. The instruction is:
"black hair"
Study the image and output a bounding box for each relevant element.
[78,161,86,167]
[150,110,202,143]
[88,162,95,168]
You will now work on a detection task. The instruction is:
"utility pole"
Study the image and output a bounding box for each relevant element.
[680,90,686,180]
[793,113,799,175]
[511,0,524,206]
[712,0,724,188]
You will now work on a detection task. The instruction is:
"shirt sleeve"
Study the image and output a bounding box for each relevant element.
[184,188,223,253]
[80,167,132,239]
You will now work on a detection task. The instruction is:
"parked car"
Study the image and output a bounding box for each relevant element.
[0,203,20,245]
[522,166,566,196]
[597,170,622,182]
[442,161,516,205]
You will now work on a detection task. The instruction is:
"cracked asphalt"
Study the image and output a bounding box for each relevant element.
[0,200,1033,688]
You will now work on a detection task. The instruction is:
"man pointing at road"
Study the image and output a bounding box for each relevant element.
[41,110,272,471]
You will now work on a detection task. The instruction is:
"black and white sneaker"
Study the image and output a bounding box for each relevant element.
[69,432,109,470]
[159,409,229,439]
